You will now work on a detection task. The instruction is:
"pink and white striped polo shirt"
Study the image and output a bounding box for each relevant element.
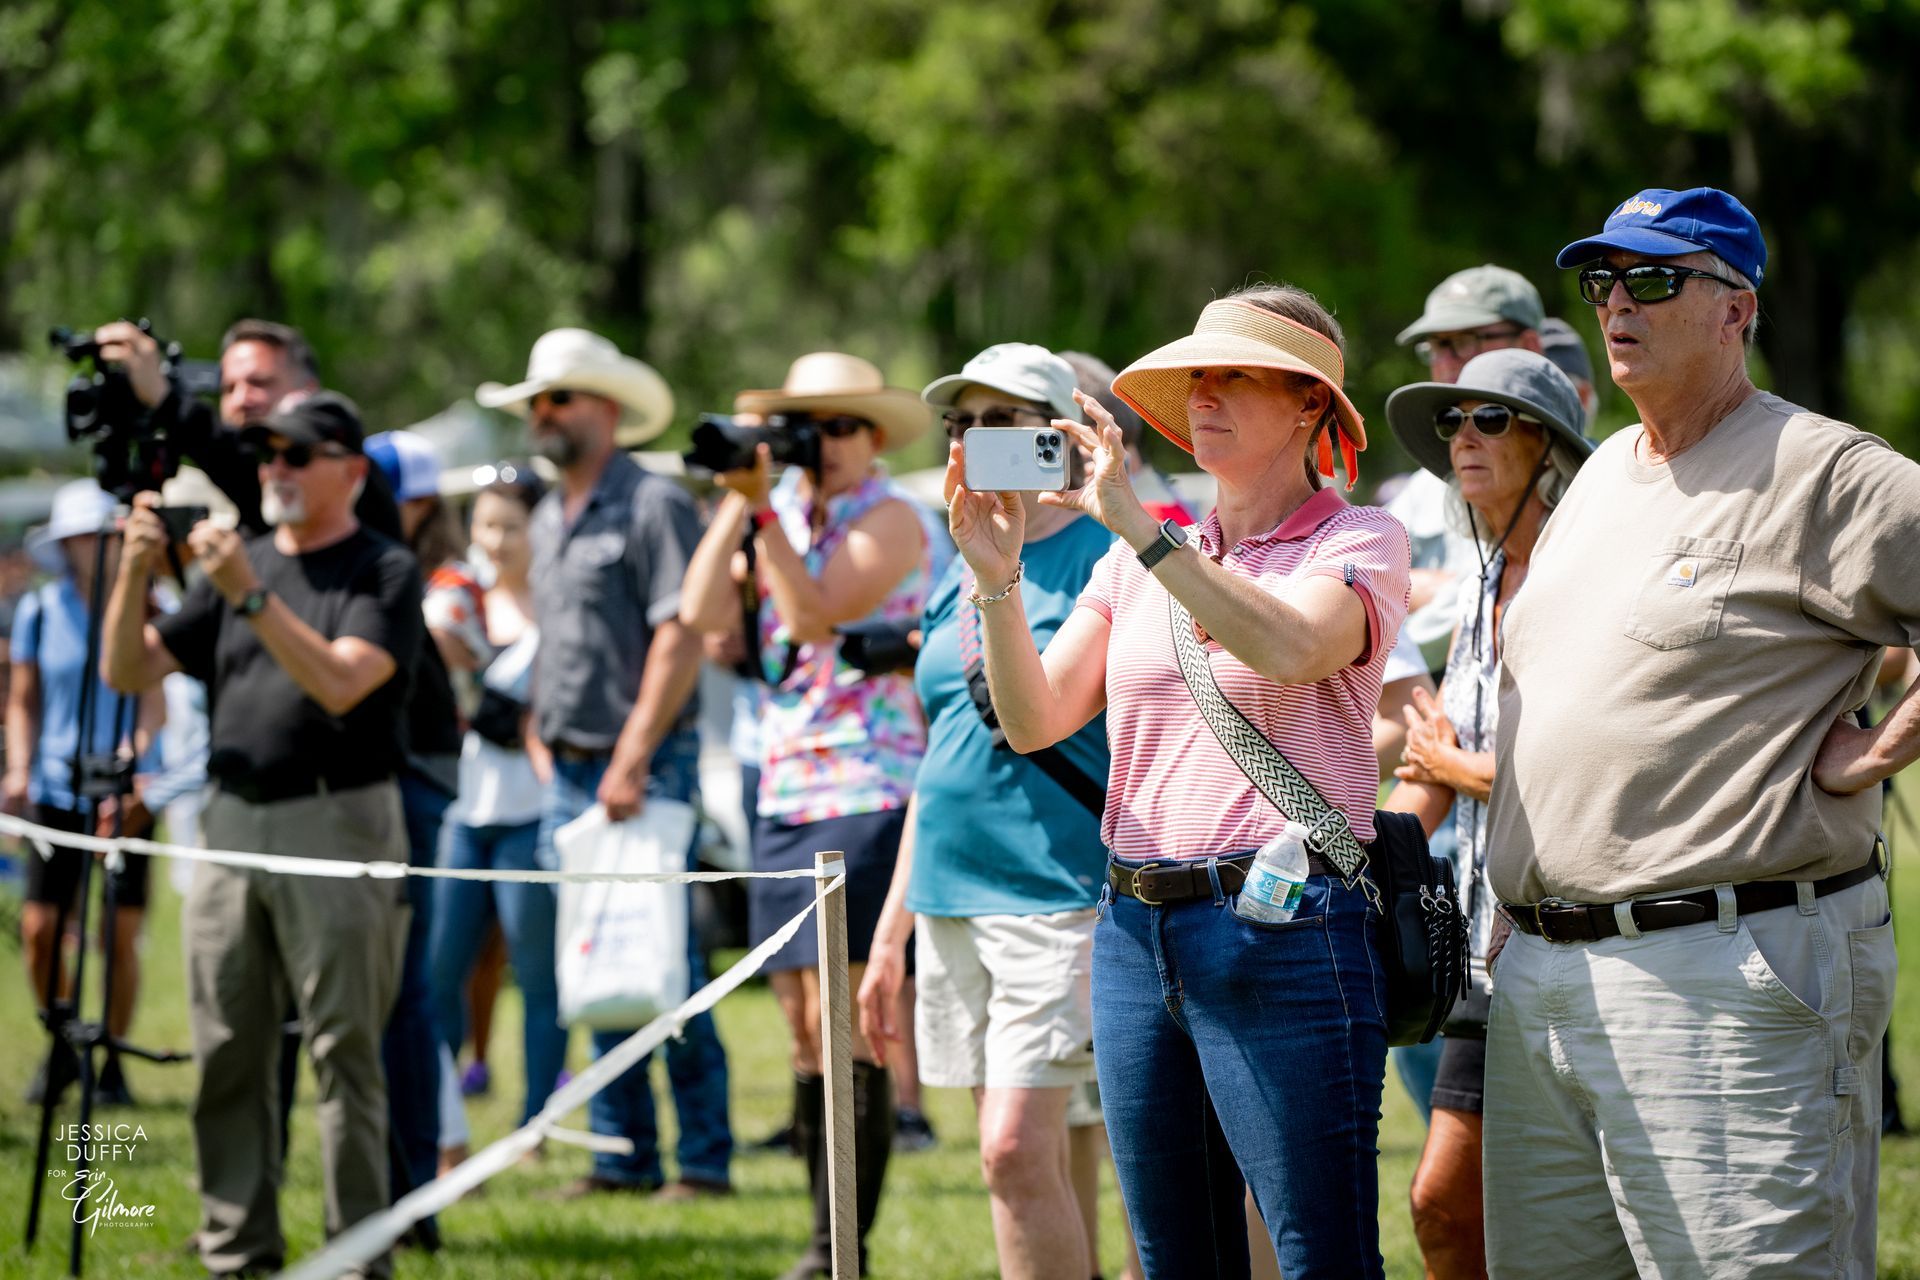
[1075,487,1411,861]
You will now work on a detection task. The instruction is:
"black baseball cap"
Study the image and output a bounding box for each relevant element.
[242,391,366,453]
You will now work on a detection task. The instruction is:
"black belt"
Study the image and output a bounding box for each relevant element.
[549,742,612,763]
[218,770,391,806]
[1502,852,1886,945]
[1109,851,1339,905]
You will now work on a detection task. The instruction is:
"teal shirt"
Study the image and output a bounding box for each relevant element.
[906,516,1114,916]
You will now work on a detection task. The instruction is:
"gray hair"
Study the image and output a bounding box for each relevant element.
[1701,253,1760,348]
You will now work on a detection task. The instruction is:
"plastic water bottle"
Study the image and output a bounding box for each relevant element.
[1237,822,1312,923]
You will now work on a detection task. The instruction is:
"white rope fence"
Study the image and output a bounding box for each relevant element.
[0,811,864,1280]
[0,809,826,885]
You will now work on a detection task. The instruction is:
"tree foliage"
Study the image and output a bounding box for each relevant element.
[2,0,1915,472]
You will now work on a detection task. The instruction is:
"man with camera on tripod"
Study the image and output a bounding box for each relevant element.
[103,391,420,1279]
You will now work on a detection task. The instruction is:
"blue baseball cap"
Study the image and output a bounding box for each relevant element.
[1556,187,1767,287]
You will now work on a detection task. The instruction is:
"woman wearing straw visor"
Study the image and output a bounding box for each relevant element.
[947,284,1411,1277]
[1380,349,1591,1279]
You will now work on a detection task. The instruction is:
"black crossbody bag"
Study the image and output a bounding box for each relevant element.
[1169,593,1468,1046]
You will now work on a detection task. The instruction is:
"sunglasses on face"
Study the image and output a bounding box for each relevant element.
[251,441,353,468]
[1434,404,1539,442]
[941,406,1052,439]
[1414,326,1524,365]
[1577,264,1747,305]
[533,388,580,409]
[804,414,874,439]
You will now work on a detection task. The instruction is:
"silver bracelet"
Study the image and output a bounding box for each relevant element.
[967,561,1024,607]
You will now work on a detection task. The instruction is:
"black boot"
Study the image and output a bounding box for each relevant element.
[850,1060,894,1271]
[781,1064,894,1280]
[779,1073,831,1280]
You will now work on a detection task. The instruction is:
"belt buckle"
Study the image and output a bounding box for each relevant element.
[1533,896,1591,944]
[1127,865,1163,907]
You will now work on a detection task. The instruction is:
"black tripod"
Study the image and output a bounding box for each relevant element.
[22,507,186,1277]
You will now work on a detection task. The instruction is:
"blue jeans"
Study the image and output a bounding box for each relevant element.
[537,731,733,1187]
[1092,865,1387,1279]
[428,817,565,1125]
[384,771,449,1203]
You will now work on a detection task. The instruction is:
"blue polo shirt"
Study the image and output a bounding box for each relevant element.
[12,578,140,812]
[906,515,1114,917]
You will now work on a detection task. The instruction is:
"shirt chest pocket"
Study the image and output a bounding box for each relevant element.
[1624,536,1743,651]
[563,530,628,596]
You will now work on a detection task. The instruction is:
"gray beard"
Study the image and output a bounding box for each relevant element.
[534,431,582,468]
[261,485,307,527]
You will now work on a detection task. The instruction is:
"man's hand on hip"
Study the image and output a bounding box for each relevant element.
[597,758,648,822]
[1812,716,1883,796]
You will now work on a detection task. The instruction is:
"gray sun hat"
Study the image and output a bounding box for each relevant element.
[1395,264,1545,346]
[1385,349,1593,481]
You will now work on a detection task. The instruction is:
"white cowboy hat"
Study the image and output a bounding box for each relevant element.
[733,352,932,452]
[477,328,675,446]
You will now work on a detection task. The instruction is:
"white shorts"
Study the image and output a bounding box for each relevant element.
[914,908,1097,1091]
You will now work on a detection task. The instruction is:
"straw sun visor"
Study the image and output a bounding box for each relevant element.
[1112,299,1367,489]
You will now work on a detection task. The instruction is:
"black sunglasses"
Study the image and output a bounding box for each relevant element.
[804,414,873,439]
[251,440,353,468]
[1577,264,1747,305]
[941,406,1052,439]
[1434,404,1539,442]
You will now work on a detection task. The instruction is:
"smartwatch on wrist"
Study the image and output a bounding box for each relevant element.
[235,587,272,619]
[1135,518,1190,571]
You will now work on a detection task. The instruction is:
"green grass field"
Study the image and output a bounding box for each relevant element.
[3,778,1919,1279]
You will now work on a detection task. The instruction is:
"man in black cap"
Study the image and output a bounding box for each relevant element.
[103,392,421,1280]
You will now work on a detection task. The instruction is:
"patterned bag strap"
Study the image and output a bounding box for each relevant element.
[1167,590,1373,897]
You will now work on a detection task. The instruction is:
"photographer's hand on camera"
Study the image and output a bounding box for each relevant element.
[189,521,261,608]
[716,442,775,510]
[121,493,172,579]
[92,321,172,410]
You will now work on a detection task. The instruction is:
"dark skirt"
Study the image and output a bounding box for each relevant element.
[749,807,905,973]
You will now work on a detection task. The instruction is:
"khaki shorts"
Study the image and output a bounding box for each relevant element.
[914,909,1096,1090]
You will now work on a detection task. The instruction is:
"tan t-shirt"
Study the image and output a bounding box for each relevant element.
[1488,391,1920,904]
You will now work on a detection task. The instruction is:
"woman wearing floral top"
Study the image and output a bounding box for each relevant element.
[680,352,933,1280]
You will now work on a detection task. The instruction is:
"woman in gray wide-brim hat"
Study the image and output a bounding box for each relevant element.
[1381,346,1591,1276]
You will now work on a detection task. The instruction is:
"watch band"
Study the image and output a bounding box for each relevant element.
[1135,518,1189,571]
[236,587,272,618]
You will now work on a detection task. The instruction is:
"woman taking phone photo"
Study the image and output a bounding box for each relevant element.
[680,352,934,1280]
[947,285,1411,1278]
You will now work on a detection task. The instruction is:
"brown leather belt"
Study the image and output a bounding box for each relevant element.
[549,742,612,763]
[1502,851,1885,945]
[1108,852,1339,905]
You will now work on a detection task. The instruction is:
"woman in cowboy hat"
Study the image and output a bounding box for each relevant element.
[945,283,1412,1277]
[1380,349,1592,1280]
[680,351,935,1280]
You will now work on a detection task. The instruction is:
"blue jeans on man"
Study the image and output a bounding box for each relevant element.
[1092,867,1388,1278]
[537,729,733,1188]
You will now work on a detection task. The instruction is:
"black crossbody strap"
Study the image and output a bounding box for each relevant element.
[964,660,1106,818]
[1168,591,1373,896]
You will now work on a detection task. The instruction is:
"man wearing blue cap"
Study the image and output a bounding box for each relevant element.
[1483,187,1920,1274]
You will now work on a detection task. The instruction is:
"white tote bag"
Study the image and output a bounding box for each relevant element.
[553,800,696,1029]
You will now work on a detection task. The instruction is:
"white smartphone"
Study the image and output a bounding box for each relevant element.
[962,426,1069,492]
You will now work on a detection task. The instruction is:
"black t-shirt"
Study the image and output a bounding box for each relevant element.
[154,527,423,794]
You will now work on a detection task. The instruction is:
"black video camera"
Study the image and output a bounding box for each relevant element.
[48,319,220,501]
[684,413,822,475]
